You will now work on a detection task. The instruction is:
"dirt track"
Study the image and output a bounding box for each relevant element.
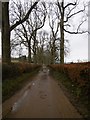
[3,66,82,118]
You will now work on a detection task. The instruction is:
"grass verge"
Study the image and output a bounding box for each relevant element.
[50,70,88,119]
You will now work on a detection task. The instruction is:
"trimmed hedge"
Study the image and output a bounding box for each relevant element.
[2,62,41,81]
[49,62,89,87]
[49,62,90,98]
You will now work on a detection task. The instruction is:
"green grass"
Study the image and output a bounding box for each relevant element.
[2,68,40,102]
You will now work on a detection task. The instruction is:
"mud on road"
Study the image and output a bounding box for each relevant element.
[3,66,82,118]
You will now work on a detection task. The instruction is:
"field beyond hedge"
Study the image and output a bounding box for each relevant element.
[49,62,90,118]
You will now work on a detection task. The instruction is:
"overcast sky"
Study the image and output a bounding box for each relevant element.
[64,0,89,62]
[42,0,89,62]
[0,0,89,62]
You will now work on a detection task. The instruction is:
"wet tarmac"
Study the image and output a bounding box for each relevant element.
[3,66,82,118]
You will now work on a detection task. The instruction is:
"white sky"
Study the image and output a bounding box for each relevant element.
[0,0,89,62]
[42,23,88,63]
[65,34,88,62]
[42,0,89,62]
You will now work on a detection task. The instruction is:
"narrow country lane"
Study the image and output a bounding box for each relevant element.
[3,66,82,118]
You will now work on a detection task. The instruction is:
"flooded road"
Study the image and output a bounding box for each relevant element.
[3,66,82,118]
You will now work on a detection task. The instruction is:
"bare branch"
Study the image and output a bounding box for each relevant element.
[48,14,59,40]
[10,0,40,31]
[77,19,87,32]
[69,9,85,18]
[64,8,85,23]
[64,29,87,34]
[64,2,76,9]
[56,2,62,16]
[64,4,77,22]
[21,24,28,41]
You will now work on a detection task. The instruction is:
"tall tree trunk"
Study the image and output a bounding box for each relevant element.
[33,47,37,64]
[33,52,37,64]
[53,40,56,64]
[60,1,64,64]
[51,48,54,64]
[41,46,43,64]
[60,19,64,64]
[28,40,31,62]
[49,41,54,64]
[33,32,37,64]
[2,2,11,63]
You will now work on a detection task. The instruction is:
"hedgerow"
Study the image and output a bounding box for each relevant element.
[2,62,41,81]
[2,62,41,102]
[49,62,90,98]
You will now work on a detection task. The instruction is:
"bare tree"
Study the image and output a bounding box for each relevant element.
[48,4,60,64]
[2,0,40,63]
[36,30,49,64]
[56,0,88,64]
[10,1,47,63]
[31,3,47,63]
